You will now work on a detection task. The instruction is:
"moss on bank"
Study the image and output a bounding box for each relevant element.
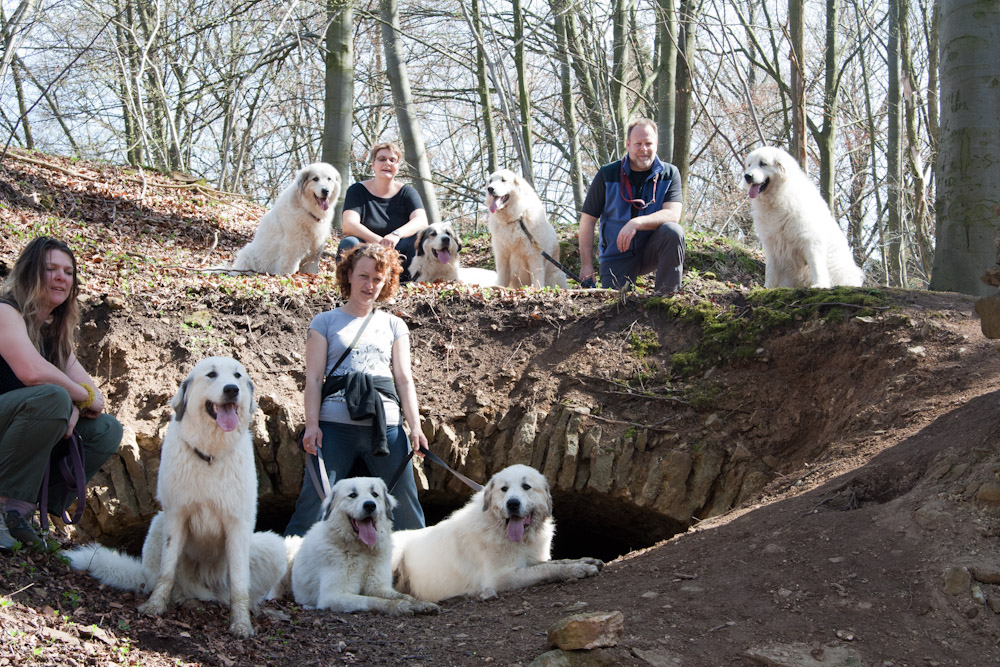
[648,287,890,376]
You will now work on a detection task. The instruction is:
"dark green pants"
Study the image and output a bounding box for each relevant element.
[0,384,122,510]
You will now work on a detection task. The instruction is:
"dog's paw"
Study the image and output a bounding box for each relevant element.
[228,619,255,638]
[478,587,499,601]
[569,562,601,579]
[399,600,440,615]
[579,557,605,571]
[137,599,166,617]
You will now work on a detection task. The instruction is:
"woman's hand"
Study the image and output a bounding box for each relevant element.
[302,424,323,455]
[411,429,427,455]
[66,405,80,438]
[82,390,105,419]
[379,232,400,249]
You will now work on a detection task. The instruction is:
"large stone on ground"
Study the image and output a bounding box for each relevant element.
[547,610,624,650]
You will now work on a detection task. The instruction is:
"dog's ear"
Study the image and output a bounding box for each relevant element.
[247,376,257,415]
[481,477,495,512]
[415,228,427,256]
[171,378,190,422]
[378,480,397,522]
[296,167,313,195]
[774,149,788,175]
[321,489,337,522]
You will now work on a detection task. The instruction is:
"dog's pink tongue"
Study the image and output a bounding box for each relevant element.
[507,516,528,542]
[489,199,498,214]
[317,196,331,211]
[437,250,451,264]
[357,518,378,546]
[748,183,761,199]
[216,403,239,432]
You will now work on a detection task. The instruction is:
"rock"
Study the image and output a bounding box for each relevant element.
[117,428,155,515]
[975,296,1000,339]
[529,649,621,667]
[654,450,694,522]
[631,647,683,666]
[971,567,1000,585]
[942,567,971,595]
[976,483,1000,507]
[547,610,624,651]
[509,411,538,464]
[467,410,489,431]
[745,642,863,666]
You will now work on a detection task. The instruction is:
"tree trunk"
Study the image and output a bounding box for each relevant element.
[886,0,905,286]
[816,0,838,212]
[611,0,630,138]
[788,0,806,168]
[929,0,1000,295]
[472,0,497,174]
[656,0,677,161]
[671,0,696,202]
[551,0,585,210]
[513,0,533,183]
[380,0,440,225]
[322,0,355,228]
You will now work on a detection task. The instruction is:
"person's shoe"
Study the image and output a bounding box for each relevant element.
[4,510,44,550]
[0,515,16,554]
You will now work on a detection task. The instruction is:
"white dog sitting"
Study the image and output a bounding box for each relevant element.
[409,222,498,286]
[233,162,341,275]
[290,477,439,615]
[66,357,286,638]
[485,169,568,289]
[392,464,602,602]
[743,146,864,288]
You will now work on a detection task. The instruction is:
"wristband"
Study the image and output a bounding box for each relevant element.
[76,382,95,410]
[387,231,400,239]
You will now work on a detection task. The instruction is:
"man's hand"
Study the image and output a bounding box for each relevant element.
[616,220,638,252]
[579,262,596,287]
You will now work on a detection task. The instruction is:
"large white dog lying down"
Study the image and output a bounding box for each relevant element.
[66,357,286,638]
[290,477,439,615]
[233,162,342,275]
[743,146,864,288]
[391,464,602,602]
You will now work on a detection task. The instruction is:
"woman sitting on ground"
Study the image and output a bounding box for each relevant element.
[0,237,122,552]
[338,141,428,280]
[284,243,426,537]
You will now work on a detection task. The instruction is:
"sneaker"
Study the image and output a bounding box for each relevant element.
[4,510,43,550]
[0,516,15,554]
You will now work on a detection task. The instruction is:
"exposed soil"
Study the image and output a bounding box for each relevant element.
[3,151,1000,666]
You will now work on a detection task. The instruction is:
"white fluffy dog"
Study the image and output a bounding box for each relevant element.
[391,464,602,602]
[409,222,498,286]
[743,147,864,288]
[66,357,286,638]
[290,477,439,615]
[233,162,342,274]
[485,169,568,289]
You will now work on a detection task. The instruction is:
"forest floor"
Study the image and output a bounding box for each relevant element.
[2,150,1000,666]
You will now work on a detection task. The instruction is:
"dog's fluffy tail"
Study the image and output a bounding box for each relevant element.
[64,544,150,593]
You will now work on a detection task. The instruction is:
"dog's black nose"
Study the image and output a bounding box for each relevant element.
[223,384,239,400]
[506,497,521,514]
[744,173,753,183]
[363,500,377,514]
[320,188,330,198]
[487,186,495,195]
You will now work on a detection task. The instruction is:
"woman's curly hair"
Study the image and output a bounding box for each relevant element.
[334,243,403,301]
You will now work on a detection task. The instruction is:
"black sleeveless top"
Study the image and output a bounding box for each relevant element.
[0,297,52,396]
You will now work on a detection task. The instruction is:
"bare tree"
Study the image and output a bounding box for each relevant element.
[930,0,1000,296]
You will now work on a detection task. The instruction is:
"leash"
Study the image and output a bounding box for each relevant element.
[516,218,582,284]
[388,446,483,494]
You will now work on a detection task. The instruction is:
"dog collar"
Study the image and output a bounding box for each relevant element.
[189,444,214,465]
[308,212,321,222]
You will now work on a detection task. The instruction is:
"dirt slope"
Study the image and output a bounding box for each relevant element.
[3,151,1000,666]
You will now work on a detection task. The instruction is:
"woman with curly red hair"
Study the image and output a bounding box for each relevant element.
[284,243,426,536]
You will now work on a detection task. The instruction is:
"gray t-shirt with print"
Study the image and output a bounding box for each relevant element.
[309,308,407,425]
